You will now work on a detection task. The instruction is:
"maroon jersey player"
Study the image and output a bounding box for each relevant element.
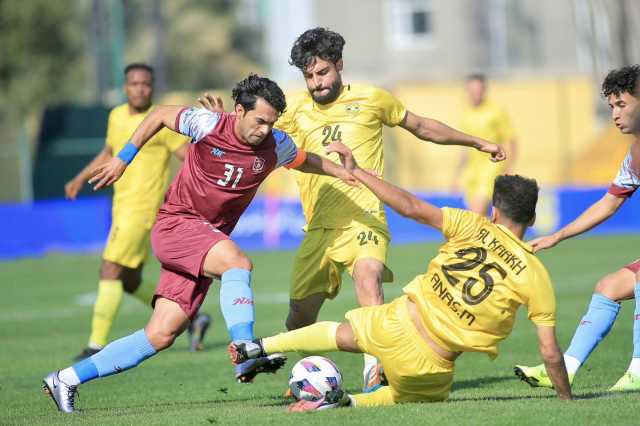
[42,75,357,415]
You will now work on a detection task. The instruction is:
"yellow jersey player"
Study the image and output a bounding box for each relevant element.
[275,27,506,392]
[228,142,572,409]
[455,73,518,215]
[64,63,209,359]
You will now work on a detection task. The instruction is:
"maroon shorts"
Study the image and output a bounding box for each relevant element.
[151,214,229,319]
[624,258,640,274]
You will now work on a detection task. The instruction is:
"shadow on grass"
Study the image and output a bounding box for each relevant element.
[452,375,513,391]
[31,394,288,419]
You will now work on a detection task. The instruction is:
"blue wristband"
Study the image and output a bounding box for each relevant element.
[117,142,139,165]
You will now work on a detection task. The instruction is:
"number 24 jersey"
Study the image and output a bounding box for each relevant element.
[403,208,556,359]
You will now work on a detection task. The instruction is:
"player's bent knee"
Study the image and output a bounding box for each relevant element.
[228,255,252,272]
[594,273,617,292]
[100,260,125,280]
[145,329,178,351]
[594,270,635,301]
[336,322,360,353]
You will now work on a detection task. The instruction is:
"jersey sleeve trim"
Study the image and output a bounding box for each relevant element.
[285,149,307,169]
[176,107,221,143]
[608,183,636,198]
[174,107,188,134]
[272,128,303,168]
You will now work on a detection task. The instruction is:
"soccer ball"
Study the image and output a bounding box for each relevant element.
[288,356,343,401]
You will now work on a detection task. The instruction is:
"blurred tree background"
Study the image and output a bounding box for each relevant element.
[0,0,263,201]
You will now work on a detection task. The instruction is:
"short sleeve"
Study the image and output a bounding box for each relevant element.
[608,151,640,198]
[441,207,485,242]
[374,88,407,127]
[495,107,515,142]
[175,107,221,143]
[526,267,556,327]
[273,129,305,168]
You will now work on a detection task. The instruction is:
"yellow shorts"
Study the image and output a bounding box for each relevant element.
[345,296,455,403]
[290,225,393,300]
[102,214,154,269]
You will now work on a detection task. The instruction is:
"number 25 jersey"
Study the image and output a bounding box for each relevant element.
[403,208,556,359]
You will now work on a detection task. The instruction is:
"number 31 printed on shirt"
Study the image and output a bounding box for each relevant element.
[217,164,244,188]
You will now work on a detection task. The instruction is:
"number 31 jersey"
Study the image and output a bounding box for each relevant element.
[403,208,556,359]
[275,84,406,231]
[159,109,304,236]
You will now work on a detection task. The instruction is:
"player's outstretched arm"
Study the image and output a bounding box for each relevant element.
[88,106,186,190]
[326,142,443,230]
[400,111,506,162]
[529,193,625,252]
[294,151,359,187]
[535,325,572,400]
[64,144,113,200]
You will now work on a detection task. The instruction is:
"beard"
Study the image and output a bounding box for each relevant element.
[310,77,342,105]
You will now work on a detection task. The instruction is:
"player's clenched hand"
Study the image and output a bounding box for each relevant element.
[529,233,561,253]
[197,93,225,113]
[88,157,127,190]
[64,178,83,200]
[478,142,506,162]
[326,141,358,172]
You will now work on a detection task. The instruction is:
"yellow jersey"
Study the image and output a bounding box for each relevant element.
[106,103,188,217]
[460,100,514,173]
[276,84,406,231]
[403,208,555,359]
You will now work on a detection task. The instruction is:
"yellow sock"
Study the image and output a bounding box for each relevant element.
[263,321,339,354]
[88,279,124,348]
[132,281,156,306]
[352,386,395,407]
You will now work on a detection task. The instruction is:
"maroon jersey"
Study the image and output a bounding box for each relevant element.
[158,109,303,235]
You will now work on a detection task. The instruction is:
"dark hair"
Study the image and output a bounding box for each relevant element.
[492,175,539,225]
[232,74,286,114]
[289,27,345,70]
[124,63,154,79]
[602,65,640,98]
[466,73,486,83]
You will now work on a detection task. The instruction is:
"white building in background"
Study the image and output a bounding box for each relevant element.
[237,0,640,87]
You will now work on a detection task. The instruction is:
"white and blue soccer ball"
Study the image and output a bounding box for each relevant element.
[288,356,343,401]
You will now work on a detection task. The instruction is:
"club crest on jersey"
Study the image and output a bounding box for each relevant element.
[345,103,360,115]
[252,156,266,174]
[211,147,225,158]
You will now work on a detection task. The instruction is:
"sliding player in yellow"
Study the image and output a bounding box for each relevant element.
[64,63,209,359]
[271,27,505,392]
[228,142,572,409]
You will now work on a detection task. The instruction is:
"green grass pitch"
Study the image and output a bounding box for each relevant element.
[1,234,639,425]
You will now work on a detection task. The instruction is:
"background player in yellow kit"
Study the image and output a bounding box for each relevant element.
[64,63,209,359]
[275,28,506,391]
[228,141,572,409]
[454,73,518,215]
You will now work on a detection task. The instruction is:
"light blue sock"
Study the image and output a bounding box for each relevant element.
[220,268,254,341]
[565,293,620,364]
[633,284,640,358]
[72,329,157,384]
